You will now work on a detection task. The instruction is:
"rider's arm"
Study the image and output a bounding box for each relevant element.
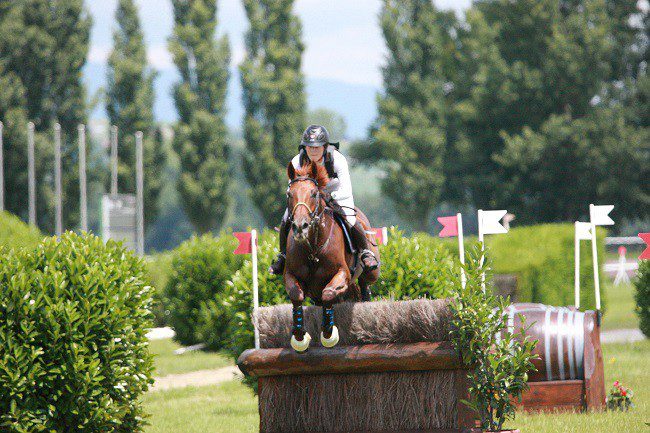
[330,151,353,203]
[291,153,301,170]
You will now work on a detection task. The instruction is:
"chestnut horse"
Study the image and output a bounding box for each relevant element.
[284,161,380,352]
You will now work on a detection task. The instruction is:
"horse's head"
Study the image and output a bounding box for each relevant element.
[286,161,329,242]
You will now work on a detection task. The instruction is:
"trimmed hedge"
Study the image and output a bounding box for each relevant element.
[0,232,154,432]
[444,223,606,311]
[0,211,43,251]
[635,260,650,338]
[162,233,244,349]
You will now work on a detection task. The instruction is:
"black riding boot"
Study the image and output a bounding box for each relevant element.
[269,217,289,275]
[350,221,379,271]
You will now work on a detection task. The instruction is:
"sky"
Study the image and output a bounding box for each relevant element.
[84,0,472,137]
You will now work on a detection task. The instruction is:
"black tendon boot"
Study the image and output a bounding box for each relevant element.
[350,221,379,271]
[269,217,289,274]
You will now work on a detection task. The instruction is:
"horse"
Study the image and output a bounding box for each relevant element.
[283,160,380,352]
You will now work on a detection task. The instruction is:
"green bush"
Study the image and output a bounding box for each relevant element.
[445,223,606,311]
[0,232,154,433]
[0,211,43,251]
[145,252,174,327]
[163,233,244,349]
[635,260,650,338]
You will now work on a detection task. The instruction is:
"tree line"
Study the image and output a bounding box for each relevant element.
[0,0,647,239]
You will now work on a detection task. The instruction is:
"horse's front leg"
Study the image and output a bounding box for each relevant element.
[285,272,311,352]
[320,268,348,348]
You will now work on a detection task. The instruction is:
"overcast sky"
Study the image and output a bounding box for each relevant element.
[86,0,471,87]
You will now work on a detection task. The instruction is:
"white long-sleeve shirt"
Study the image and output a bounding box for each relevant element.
[290,147,356,225]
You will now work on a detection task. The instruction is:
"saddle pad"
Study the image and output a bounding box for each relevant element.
[332,213,355,254]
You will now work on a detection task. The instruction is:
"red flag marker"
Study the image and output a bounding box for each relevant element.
[371,227,388,246]
[639,233,650,260]
[233,232,253,254]
[437,216,458,237]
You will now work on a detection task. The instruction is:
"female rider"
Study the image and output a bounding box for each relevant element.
[269,124,380,274]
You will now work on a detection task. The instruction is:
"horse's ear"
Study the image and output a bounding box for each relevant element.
[287,162,296,180]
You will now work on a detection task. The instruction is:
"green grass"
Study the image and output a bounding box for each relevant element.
[505,340,650,432]
[602,281,640,330]
[149,338,233,377]
[143,380,258,433]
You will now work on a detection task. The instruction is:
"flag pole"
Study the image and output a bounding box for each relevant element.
[251,229,260,349]
[589,205,601,314]
[477,209,485,292]
[457,213,466,288]
[574,222,580,309]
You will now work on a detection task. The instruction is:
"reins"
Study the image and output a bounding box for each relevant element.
[288,176,328,262]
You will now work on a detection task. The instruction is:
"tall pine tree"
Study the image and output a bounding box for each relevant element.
[354,0,457,231]
[0,0,91,231]
[107,0,164,226]
[169,0,231,234]
[240,0,306,225]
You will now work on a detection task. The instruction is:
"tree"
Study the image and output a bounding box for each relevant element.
[240,0,306,225]
[107,0,164,226]
[169,0,231,234]
[308,108,347,141]
[353,0,457,231]
[0,0,92,231]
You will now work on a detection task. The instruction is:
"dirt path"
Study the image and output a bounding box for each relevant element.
[151,365,242,392]
[600,328,645,344]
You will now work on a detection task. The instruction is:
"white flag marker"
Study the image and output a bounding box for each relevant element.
[589,205,615,226]
[589,204,614,315]
[478,209,509,291]
[574,222,593,309]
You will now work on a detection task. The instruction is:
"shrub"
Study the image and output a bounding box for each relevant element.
[0,211,43,251]
[449,245,537,431]
[634,260,650,337]
[163,233,244,349]
[606,380,634,411]
[145,252,174,327]
[0,232,154,433]
[446,223,606,311]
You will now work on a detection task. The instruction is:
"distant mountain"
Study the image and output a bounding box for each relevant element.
[84,62,379,139]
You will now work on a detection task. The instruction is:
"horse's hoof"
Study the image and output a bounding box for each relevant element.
[320,326,339,348]
[290,332,311,352]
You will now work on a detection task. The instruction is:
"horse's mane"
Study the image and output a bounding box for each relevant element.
[295,162,329,188]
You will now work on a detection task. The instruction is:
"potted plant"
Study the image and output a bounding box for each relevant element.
[449,245,538,433]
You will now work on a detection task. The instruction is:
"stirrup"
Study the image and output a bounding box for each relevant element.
[359,249,379,271]
[269,253,286,275]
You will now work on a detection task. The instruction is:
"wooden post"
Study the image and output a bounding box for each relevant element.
[78,124,87,232]
[0,121,4,212]
[251,229,260,349]
[589,205,601,313]
[111,125,118,195]
[27,122,36,226]
[135,131,144,256]
[54,123,63,236]
[575,222,581,309]
[477,209,485,291]
[457,213,466,288]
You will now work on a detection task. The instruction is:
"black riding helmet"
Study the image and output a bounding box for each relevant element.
[299,124,340,150]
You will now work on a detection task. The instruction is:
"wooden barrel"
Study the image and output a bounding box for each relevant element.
[503,304,593,382]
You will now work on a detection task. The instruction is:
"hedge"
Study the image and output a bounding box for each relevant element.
[162,233,244,349]
[0,211,43,251]
[0,232,154,432]
[635,260,650,338]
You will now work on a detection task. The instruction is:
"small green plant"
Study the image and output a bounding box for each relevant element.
[607,380,634,411]
[0,232,154,432]
[163,233,244,349]
[634,260,650,338]
[449,245,537,432]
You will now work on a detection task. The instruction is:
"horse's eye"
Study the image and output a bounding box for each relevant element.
[311,191,317,198]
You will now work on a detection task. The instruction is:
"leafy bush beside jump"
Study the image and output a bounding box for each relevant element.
[0,233,154,433]
[162,233,244,349]
[0,211,43,251]
[635,260,650,338]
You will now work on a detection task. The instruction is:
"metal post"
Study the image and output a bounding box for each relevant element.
[111,125,118,195]
[54,124,63,236]
[27,122,36,226]
[0,121,4,212]
[135,131,144,255]
[78,124,87,232]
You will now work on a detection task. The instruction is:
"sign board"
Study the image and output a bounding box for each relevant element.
[102,194,137,251]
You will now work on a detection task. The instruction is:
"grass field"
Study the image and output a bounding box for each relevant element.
[149,338,232,377]
[602,281,640,330]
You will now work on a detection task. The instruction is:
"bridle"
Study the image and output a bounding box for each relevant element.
[287,176,329,262]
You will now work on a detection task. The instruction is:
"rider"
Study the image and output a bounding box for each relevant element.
[269,124,380,275]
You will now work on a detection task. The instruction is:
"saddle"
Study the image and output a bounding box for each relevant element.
[332,212,355,255]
